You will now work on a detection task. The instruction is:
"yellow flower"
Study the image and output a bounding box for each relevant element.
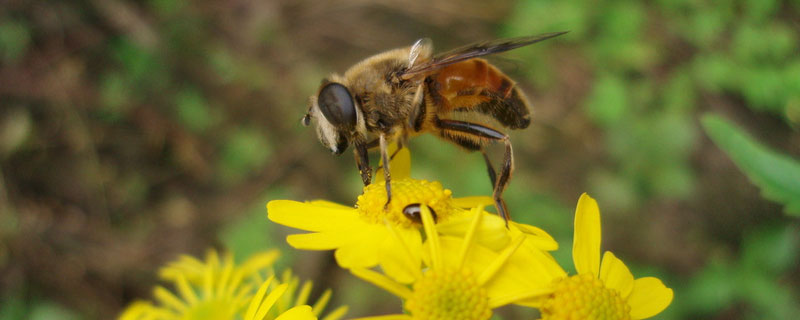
[349,207,560,320]
[267,148,494,284]
[242,275,314,320]
[268,269,348,320]
[529,193,674,320]
[119,249,345,320]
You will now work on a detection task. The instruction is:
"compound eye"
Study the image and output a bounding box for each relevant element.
[317,82,356,129]
[402,204,437,224]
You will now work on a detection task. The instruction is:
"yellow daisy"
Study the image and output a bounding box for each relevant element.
[267,147,494,284]
[526,193,674,320]
[268,269,348,320]
[349,206,560,320]
[118,249,344,320]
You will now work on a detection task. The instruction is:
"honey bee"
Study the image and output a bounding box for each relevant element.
[302,32,567,224]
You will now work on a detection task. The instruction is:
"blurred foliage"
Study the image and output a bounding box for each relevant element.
[703,115,800,216]
[1,0,799,319]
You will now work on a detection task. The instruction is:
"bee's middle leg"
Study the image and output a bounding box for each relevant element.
[379,133,392,209]
[372,137,406,172]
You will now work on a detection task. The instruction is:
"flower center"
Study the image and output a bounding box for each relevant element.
[405,269,492,320]
[540,274,631,320]
[356,178,457,228]
[405,268,491,320]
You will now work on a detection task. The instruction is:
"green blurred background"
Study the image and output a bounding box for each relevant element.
[1,0,799,319]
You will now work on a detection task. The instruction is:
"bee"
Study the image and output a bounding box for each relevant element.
[302,32,567,224]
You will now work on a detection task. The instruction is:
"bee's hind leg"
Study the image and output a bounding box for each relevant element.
[379,133,392,210]
[493,136,513,226]
[436,120,514,226]
[482,151,497,187]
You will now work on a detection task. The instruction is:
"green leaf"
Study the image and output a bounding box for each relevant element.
[740,224,800,274]
[684,258,738,314]
[701,114,800,216]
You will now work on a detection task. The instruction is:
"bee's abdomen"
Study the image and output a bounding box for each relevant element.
[430,58,532,131]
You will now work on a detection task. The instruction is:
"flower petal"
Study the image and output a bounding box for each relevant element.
[436,211,509,251]
[376,146,410,182]
[333,225,385,268]
[275,305,317,320]
[306,200,355,210]
[350,315,411,320]
[378,226,422,284]
[599,251,634,298]
[510,222,559,251]
[321,305,349,320]
[628,277,674,319]
[572,193,601,276]
[435,236,496,277]
[350,268,413,300]
[486,242,565,306]
[287,230,359,250]
[435,236,540,303]
[451,196,495,209]
[267,200,360,232]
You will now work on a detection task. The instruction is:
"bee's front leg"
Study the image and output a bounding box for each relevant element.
[354,140,371,186]
[379,133,392,210]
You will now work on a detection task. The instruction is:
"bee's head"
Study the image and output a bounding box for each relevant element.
[303,80,360,155]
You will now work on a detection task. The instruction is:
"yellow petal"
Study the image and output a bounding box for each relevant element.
[378,225,422,283]
[286,227,364,250]
[434,236,545,302]
[333,225,386,268]
[296,281,313,308]
[321,306,349,320]
[420,206,442,270]
[306,200,354,210]
[489,286,554,308]
[276,305,317,320]
[478,235,525,286]
[456,208,484,270]
[153,286,186,313]
[510,222,559,251]
[572,193,601,277]
[435,236,496,276]
[350,268,413,300]
[376,146,411,182]
[255,284,289,320]
[244,276,275,320]
[350,315,411,320]
[238,250,281,277]
[599,251,634,298]
[628,277,674,319]
[311,289,331,316]
[451,196,495,209]
[436,211,509,251]
[267,200,360,232]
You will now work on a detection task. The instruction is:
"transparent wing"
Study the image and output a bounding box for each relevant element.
[399,31,568,79]
[407,38,433,69]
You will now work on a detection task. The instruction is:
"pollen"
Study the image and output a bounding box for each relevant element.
[540,274,631,320]
[356,178,457,228]
[405,268,491,320]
